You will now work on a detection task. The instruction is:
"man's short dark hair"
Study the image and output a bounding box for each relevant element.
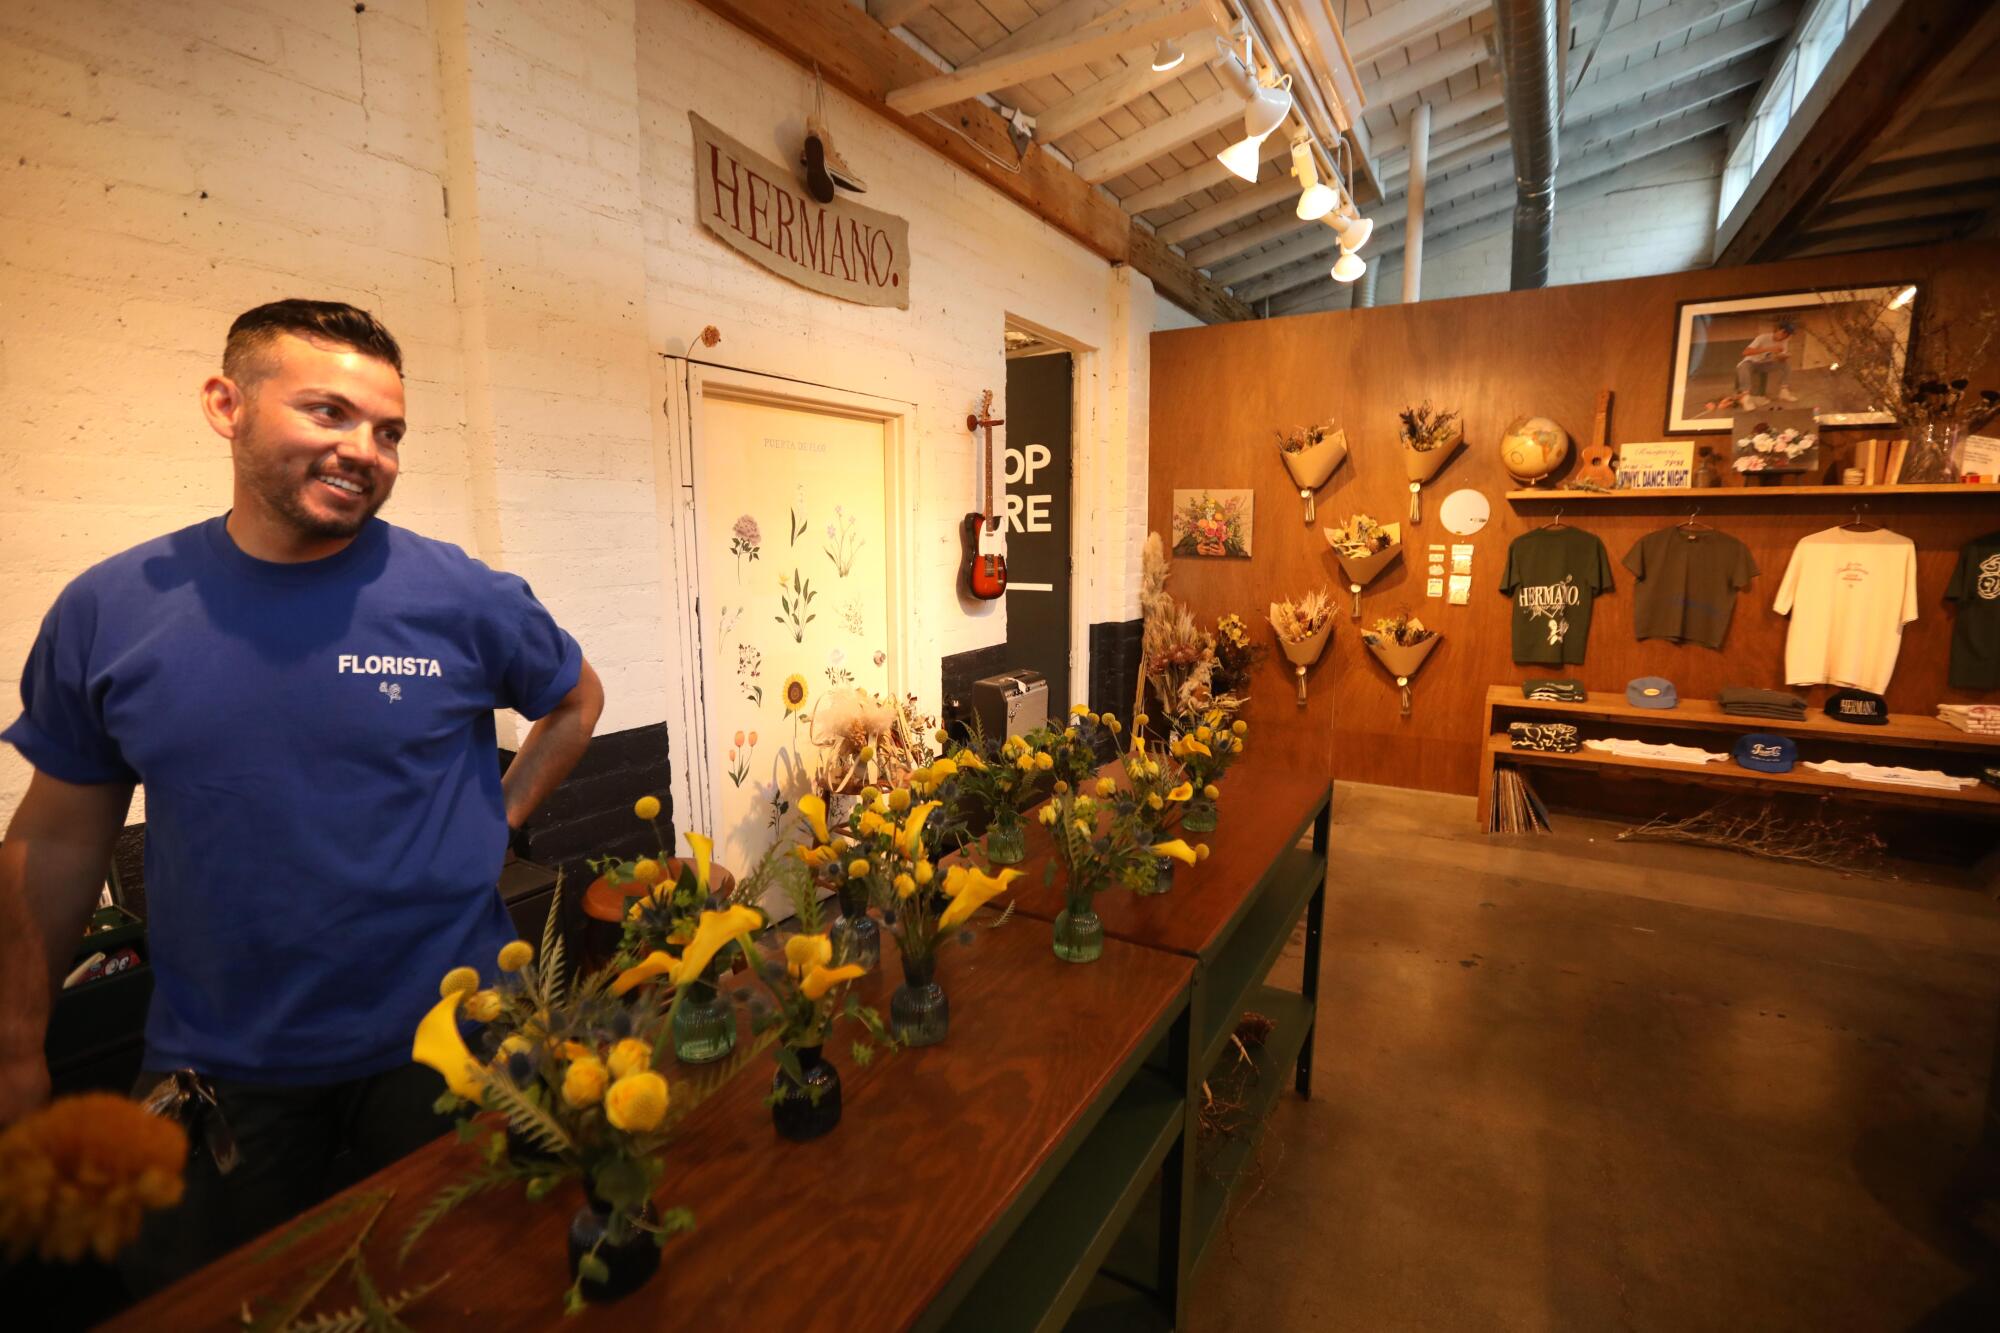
[223,299,403,385]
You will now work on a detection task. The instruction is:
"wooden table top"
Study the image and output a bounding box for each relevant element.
[998,744,1331,962]
[110,918,1193,1332]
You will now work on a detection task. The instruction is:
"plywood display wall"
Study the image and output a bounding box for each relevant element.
[1150,241,2000,797]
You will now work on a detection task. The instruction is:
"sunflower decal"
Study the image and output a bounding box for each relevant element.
[782,674,809,714]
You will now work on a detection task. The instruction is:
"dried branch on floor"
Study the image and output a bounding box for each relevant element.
[1617,802,1887,873]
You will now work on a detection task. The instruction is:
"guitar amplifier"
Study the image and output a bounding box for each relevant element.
[970,669,1048,742]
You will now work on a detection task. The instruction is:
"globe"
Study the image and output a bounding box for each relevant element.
[1499,415,1570,484]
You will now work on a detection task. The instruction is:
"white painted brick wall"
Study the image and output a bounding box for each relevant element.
[0,0,1154,822]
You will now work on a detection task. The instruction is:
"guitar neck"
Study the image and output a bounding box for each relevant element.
[983,427,995,527]
[1592,389,1611,450]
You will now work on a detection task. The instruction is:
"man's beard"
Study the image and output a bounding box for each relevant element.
[239,407,389,540]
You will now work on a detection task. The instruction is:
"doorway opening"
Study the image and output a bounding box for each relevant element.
[1002,324,1075,716]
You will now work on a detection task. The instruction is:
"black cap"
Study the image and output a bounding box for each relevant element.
[1824,689,1888,725]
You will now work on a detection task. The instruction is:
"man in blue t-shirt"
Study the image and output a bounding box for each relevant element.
[0,299,605,1287]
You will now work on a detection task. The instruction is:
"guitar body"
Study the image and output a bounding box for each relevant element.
[961,512,1008,600]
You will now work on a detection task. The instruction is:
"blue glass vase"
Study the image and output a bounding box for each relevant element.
[770,1044,843,1141]
[830,876,880,971]
[567,1197,660,1303]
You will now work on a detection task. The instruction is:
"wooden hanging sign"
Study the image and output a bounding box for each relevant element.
[690,113,910,310]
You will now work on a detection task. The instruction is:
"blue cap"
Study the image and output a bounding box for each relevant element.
[1627,677,1677,709]
[1733,733,1796,773]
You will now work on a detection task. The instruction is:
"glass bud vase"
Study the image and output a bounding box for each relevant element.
[567,1197,661,1303]
[1146,854,1177,896]
[1053,890,1104,963]
[985,811,1027,865]
[770,1044,843,1142]
[829,876,880,971]
[1181,796,1218,833]
[890,944,950,1047]
[672,957,736,1064]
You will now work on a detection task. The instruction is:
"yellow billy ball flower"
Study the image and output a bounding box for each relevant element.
[893,872,916,899]
[1053,780,1070,796]
[848,858,873,879]
[1106,717,1122,734]
[634,795,661,820]
[1064,727,1078,741]
[861,785,881,806]
[1195,726,1213,743]
[1035,752,1054,771]
[562,1056,609,1108]
[858,743,876,763]
[1232,720,1248,736]
[915,859,934,885]
[464,989,503,1023]
[888,788,912,813]
[935,727,950,744]
[607,1038,653,1080]
[604,1072,670,1132]
[1070,703,1091,717]
[784,932,834,978]
[1203,784,1220,800]
[439,966,479,998]
[1134,712,1150,728]
[1196,843,1211,861]
[496,940,534,972]
[1095,778,1116,797]
[633,858,663,884]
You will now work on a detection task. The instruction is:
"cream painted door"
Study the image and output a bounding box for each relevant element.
[695,393,892,889]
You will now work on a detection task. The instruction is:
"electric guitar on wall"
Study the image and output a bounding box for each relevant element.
[961,389,1008,601]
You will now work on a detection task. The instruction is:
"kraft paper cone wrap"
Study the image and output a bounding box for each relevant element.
[1364,634,1439,681]
[1402,422,1463,483]
[1281,429,1348,491]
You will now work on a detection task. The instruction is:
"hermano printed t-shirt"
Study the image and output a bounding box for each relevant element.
[1772,526,1917,694]
[1946,528,2000,690]
[1501,527,1614,666]
[1622,526,1758,649]
[1,516,582,1084]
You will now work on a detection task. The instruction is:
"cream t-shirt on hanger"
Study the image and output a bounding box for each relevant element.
[1772,526,1918,693]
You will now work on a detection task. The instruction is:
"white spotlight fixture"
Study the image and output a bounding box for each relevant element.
[1150,38,1185,72]
[1292,141,1336,221]
[1243,75,1293,141]
[1331,251,1366,283]
[1334,212,1374,252]
[1218,136,1265,183]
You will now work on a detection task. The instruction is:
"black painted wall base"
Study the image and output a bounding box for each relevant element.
[503,722,673,890]
[1087,618,1143,722]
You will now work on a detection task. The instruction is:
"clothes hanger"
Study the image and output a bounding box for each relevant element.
[1840,501,1881,532]
[1678,505,1712,534]
[1539,507,1566,530]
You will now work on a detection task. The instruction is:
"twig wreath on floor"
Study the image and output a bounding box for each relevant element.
[1399,402,1463,524]
[1268,588,1336,706]
[1359,610,1439,717]
[1276,422,1347,522]
[1322,514,1402,618]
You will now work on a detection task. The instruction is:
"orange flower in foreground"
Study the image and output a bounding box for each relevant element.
[0,1093,187,1264]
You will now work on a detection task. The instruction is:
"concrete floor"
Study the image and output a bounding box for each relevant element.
[1188,782,2000,1331]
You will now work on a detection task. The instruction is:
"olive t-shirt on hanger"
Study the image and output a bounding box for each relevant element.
[1623,526,1759,649]
[1946,528,2000,689]
[1500,526,1614,666]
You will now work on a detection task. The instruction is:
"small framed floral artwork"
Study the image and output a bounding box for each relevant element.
[1171,489,1253,558]
[1731,408,1820,475]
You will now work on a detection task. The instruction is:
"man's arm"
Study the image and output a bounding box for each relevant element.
[0,771,135,1121]
[501,656,605,833]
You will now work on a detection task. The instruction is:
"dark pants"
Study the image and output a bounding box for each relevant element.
[119,1063,452,1298]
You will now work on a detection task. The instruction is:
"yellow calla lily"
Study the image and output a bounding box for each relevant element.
[686,831,713,895]
[1165,782,1193,802]
[1182,738,1212,758]
[1131,735,1146,755]
[938,865,1021,931]
[670,905,766,986]
[899,801,941,859]
[1149,839,1200,866]
[412,990,485,1102]
[610,949,681,997]
[800,962,866,1002]
[798,793,831,845]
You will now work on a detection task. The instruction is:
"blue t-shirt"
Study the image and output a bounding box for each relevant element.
[3,516,582,1084]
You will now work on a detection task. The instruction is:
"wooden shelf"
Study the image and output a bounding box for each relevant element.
[1487,737,2000,813]
[1485,687,2000,751]
[1506,483,2000,500]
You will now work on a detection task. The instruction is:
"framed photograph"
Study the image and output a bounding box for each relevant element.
[1731,409,1821,475]
[1614,441,1695,489]
[1666,285,1915,433]
[1171,489,1252,558]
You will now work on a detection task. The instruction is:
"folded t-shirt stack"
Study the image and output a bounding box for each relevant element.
[1522,678,1587,702]
[1938,704,2000,736]
[1803,759,1975,791]
[1582,737,1730,764]
[1719,686,1808,720]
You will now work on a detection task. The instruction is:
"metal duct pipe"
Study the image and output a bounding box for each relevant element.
[1492,0,1561,289]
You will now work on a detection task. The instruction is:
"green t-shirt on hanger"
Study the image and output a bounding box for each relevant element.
[1501,526,1614,666]
[1623,525,1759,649]
[1946,528,2000,690]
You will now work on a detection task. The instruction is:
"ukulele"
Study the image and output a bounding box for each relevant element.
[1573,389,1617,490]
[961,390,1008,601]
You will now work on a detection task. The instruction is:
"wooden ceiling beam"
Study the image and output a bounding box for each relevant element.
[1565,3,1795,123]
[1072,85,1253,183]
[885,1,1211,115]
[1128,224,1254,321]
[1155,176,1297,245]
[1033,36,1223,143]
[1119,134,1292,213]
[1366,23,1492,108]
[1344,0,1489,67]
[867,0,933,29]
[1185,204,1319,267]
